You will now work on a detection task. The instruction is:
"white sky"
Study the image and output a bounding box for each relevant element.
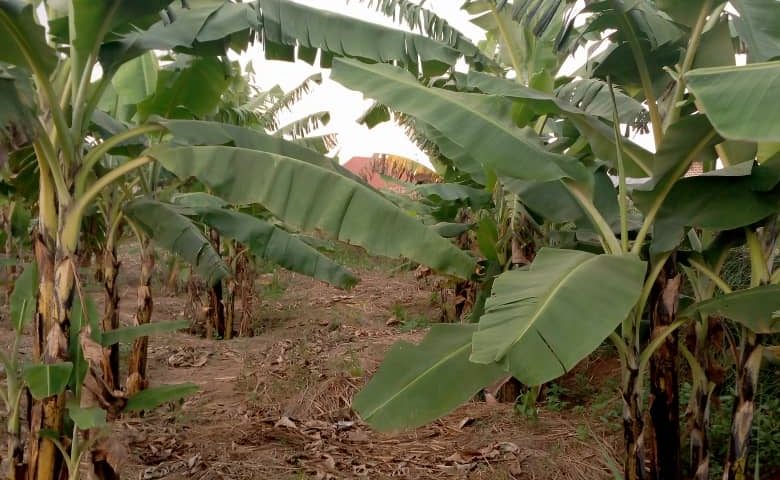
[235,1,660,167]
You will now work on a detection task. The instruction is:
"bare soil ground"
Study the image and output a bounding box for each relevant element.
[2,249,624,479]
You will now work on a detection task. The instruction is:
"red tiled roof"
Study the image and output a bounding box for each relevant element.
[343,156,393,190]
[685,162,703,177]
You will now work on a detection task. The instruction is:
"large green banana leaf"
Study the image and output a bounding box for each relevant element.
[680,284,780,333]
[171,192,229,210]
[149,145,476,279]
[98,2,253,70]
[633,173,780,254]
[330,58,591,185]
[648,115,719,183]
[415,122,487,185]
[98,52,159,123]
[124,198,230,285]
[580,1,684,89]
[258,0,458,74]
[693,17,737,70]
[471,248,646,385]
[687,62,780,143]
[192,205,358,289]
[353,324,505,432]
[0,1,57,75]
[50,0,173,75]
[136,57,229,121]
[555,78,646,124]
[730,0,780,63]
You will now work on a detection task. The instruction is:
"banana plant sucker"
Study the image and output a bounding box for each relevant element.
[683,242,732,480]
[722,227,773,479]
[97,190,126,391]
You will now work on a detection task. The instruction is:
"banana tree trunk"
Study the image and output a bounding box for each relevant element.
[165,256,180,294]
[185,267,207,335]
[28,233,74,480]
[689,319,717,480]
[207,228,226,338]
[4,201,16,301]
[647,258,681,480]
[100,229,122,391]
[223,240,242,340]
[690,380,713,479]
[89,439,119,480]
[622,361,647,480]
[238,255,254,337]
[126,239,154,395]
[224,278,235,340]
[723,331,763,480]
[7,419,23,480]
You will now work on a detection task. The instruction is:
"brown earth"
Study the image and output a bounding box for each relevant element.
[2,249,623,479]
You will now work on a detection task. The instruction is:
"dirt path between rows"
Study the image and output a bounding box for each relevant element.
[1,251,622,479]
[115,258,620,480]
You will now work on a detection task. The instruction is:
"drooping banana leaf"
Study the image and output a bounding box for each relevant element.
[124,198,230,286]
[680,284,780,333]
[356,0,490,66]
[192,204,358,289]
[0,1,57,75]
[633,173,780,255]
[98,0,465,75]
[149,145,476,279]
[256,0,460,74]
[687,62,780,143]
[412,183,492,208]
[158,119,362,183]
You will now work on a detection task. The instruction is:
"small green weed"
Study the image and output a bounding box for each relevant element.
[262,270,287,298]
[575,423,589,441]
[544,383,570,412]
[515,386,540,420]
[343,349,364,378]
[390,303,431,331]
[399,315,430,332]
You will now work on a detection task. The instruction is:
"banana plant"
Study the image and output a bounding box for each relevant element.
[1,264,35,477]
[678,224,780,479]
[198,65,340,338]
[0,1,483,478]
[331,1,780,478]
